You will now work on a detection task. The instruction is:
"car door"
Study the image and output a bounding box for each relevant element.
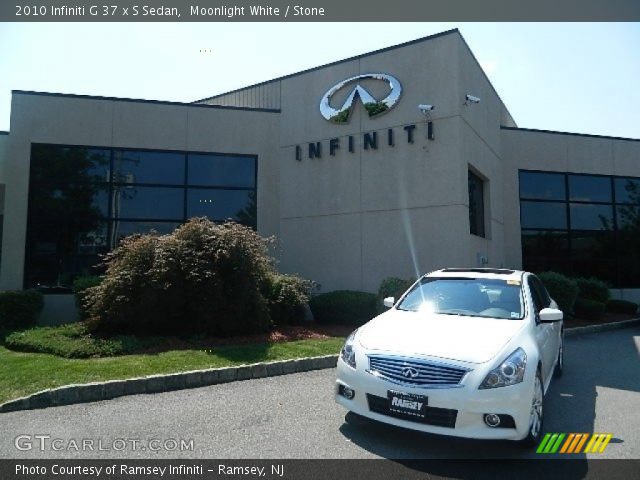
[531,275,562,373]
[527,276,555,381]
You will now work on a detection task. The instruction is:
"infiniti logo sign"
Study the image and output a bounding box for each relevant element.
[319,73,402,124]
[401,367,419,379]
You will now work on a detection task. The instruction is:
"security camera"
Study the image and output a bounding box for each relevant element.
[418,104,434,114]
[465,94,481,104]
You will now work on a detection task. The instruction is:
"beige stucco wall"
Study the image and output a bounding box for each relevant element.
[0,94,280,290]
[274,31,510,292]
[500,127,640,271]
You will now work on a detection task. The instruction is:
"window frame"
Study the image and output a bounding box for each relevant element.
[468,168,487,238]
[24,143,258,289]
[519,169,640,288]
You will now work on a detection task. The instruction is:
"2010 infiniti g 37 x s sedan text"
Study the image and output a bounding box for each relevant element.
[335,268,564,445]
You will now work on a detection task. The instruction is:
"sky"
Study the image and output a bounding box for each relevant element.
[0,22,639,138]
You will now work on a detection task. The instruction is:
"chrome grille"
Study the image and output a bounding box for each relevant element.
[367,355,469,387]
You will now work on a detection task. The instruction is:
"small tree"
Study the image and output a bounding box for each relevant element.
[84,218,311,336]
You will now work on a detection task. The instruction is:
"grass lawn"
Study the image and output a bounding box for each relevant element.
[0,336,343,405]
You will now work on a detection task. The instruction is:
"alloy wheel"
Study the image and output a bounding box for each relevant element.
[529,373,543,439]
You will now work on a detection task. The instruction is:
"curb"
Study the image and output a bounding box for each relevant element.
[564,317,640,337]
[2,317,638,414]
[0,354,338,414]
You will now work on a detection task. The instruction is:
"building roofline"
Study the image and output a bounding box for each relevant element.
[194,28,460,104]
[456,33,517,127]
[501,126,640,143]
[11,90,281,113]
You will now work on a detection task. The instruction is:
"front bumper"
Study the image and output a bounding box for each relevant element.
[335,357,534,441]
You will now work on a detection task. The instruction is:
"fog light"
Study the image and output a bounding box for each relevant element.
[343,387,355,400]
[484,413,501,427]
[338,384,355,399]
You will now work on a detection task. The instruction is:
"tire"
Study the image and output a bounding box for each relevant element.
[521,369,544,446]
[554,332,564,378]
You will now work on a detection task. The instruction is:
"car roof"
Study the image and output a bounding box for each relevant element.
[426,268,526,281]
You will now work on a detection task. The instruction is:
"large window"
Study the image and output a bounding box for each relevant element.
[25,144,257,288]
[468,169,486,237]
[519,170,640,287]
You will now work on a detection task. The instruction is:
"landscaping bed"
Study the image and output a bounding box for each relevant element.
[0,328,345,405]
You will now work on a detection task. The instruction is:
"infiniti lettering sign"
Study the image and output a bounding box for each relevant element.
[319,73,402,124]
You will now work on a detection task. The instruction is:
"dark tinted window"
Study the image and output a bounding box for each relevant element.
[527,278,544,312]
[529,276,551,308]
[615,178,640,204]
[468,170,485,237]
[112,186,184,220]
[31,145,111,184]
[110,221,181,246]
[187,189,256,227]
[25,144,258,288]
[519,171,565,201]
[114,150,184,185]
[188,154,256,188]
[522,230,569,257]
[519,170,640,288]
[569,203,613,230]
[569,175,612,203]
[520,202,567,229]
[616,205,640,229]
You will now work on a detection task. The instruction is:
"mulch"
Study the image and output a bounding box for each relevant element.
[131,324,353,354]
[124,312,637,354]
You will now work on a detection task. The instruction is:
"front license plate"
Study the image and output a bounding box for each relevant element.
[387,390,428,418]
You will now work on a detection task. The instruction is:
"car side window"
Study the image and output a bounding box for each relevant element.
[530,276,551,308]
[527,277,544,314]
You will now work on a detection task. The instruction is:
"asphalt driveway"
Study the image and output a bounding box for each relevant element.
[0,327,638,460]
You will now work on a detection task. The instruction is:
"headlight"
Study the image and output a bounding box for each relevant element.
[479,348,527,389]
[340,329,358,369]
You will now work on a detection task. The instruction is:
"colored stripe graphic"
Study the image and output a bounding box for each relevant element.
[574,433,589,453]
[560,433,575,453]
[536,433,552,453]
[597,434,613,453]
[537,433,613,454]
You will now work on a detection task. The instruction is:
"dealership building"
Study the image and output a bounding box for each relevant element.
[1,28,639,321]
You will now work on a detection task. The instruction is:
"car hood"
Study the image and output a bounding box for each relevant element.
[358,309,525,364]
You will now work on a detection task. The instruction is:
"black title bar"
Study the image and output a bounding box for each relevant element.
[2,459,640,480]
[2,0,640,22]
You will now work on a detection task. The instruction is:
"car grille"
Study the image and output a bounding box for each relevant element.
[366,394,458,428]
[367,355,469,387]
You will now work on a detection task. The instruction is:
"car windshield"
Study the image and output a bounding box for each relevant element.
[396,277,525,320]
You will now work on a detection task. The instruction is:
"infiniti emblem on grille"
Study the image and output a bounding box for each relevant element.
[401,367,419,379]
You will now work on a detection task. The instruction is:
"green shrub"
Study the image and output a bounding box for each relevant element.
[575,277,610,304]
[538,272,579,317]
[264,274,313,325]
[309,290,378,326]
[573,298,605,321]
[376,277,415,313]
[73,275,103,319]
[4,323,129,358]
[84,218,306,336]
[0,290,44,330]
[606,299,638,315]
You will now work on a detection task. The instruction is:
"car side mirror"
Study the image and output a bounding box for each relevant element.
[383,297,395,308]
[539,307,563,323]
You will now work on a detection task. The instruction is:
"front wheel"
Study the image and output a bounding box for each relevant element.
[521,369,544,446]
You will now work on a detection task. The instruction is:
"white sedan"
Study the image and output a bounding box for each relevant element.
[335,268,563,444]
